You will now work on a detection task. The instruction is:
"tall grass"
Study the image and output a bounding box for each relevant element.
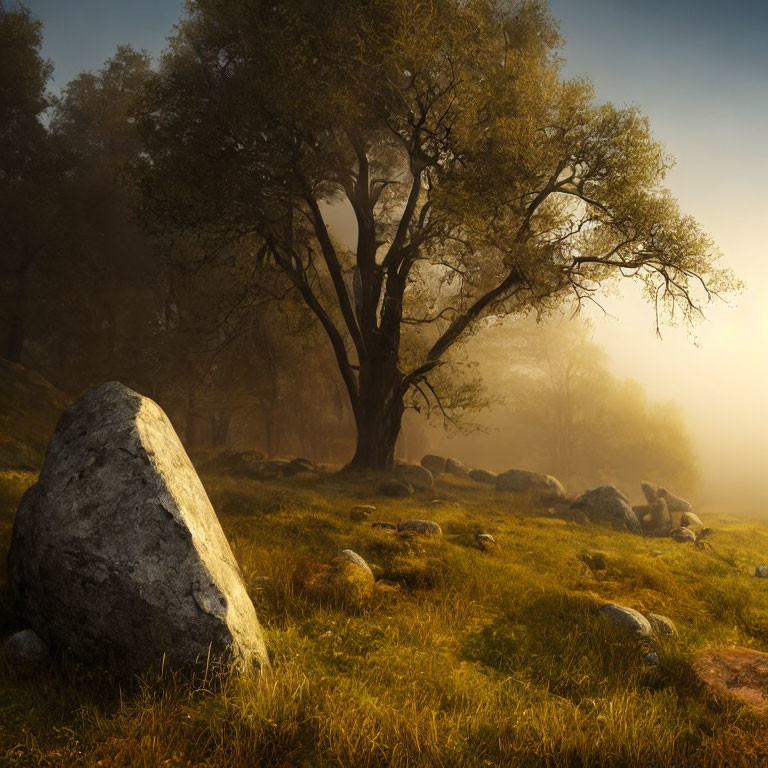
[3,470,768,765]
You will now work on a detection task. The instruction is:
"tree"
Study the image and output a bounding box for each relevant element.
[133,0,735,470]
[0,1,54,362]
[424,318,698,494]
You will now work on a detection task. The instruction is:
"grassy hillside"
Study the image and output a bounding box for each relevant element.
[3,465,768,766]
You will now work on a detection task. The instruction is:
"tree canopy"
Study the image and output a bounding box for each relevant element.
[131,0,734,469]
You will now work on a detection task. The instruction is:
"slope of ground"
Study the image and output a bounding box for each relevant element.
[2,466,768,767]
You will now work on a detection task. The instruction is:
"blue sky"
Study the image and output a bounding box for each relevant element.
[23,0,768,503]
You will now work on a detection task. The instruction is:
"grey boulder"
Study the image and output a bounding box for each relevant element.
[7,381,268,676]
[641,481,693,512]
[647,613,678,637]
[341,549,374,580]
[2,628,49,665]
[570,485,640,533]
[599,604,652,636]
[397,520,442,536]
[420,454,447,476]
[468,468,497,485]
[681,511,704,528]
[445,458,470,478]
[670,526,697,543]
[496,468,566,501]
[394,463,434,492]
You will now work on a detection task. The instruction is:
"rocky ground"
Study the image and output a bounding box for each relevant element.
[3,372,768,766]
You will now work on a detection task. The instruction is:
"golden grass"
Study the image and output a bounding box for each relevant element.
[3,470,768,765]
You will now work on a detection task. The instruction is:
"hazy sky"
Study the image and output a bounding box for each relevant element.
[25,0,768,505]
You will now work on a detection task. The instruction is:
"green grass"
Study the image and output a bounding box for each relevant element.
[4,470,768,766]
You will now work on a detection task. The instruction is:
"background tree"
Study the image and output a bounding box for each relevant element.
[0,0,55,363]
[426,317,698,494]
[133,0,734,470]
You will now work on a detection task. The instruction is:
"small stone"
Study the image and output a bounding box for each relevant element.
[397,520,442,536]
[2,629,49,665]
[393,463,434,491]
[496,468,566,501]
[445,458,470,478]
[371,521,397,531]
[350,504,375,522]
[681,511,704,528]
[670,527,696,543]
[599,603,652,636]
[754,565,768,578]
[341,549,374,579]
[647,613,677,637]
[643,651,660,666]
[468,468,497,484]
[476,533,499,552]
[420,454,447,476]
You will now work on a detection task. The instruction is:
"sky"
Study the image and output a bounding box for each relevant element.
[23,0,768,506]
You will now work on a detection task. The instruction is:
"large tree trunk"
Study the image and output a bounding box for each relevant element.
[347,353,405,471]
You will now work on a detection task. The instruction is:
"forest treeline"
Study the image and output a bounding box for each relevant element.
[1,4,698,491]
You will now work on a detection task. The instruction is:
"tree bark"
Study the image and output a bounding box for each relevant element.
[347,352,405,471]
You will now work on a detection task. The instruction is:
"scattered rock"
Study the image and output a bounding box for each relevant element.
[378,478,414,498]
[420,454,447,476]
[698,527,714,540]
[641,481,693,512]
[300,556,374,607]
[394,463,434,491]
[7,381,268,676]
[341,549,374,580]
[371,521,397,531]
[635,498,672,537]
[496,468,566,501]
[397,520,442,536]
[580,550,618,571]
[646,613,677,637]
[350,505,376,522]
[254,458,292,479]
[670,526,696,543]
[2,629,49,666]
[599,603,652,636]
[681,511,704,528]
[445,458,470,478]
[468,468,497,485]
[475,533,499,552]
[754,565,768,578]
[570,485,640,533]
[643,651,660,666]
[285,457,316,475]
[693,647,768,714]
[203,449,267,476]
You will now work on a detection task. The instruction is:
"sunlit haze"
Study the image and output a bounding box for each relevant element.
[25,0,768,507]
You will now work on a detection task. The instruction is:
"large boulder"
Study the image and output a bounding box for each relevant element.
[420,454,447,476]
[394,463,434,492]
[7,382,268,676]
[570,485,640,533]
[641,481,693,512]
[496,468,566,501]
